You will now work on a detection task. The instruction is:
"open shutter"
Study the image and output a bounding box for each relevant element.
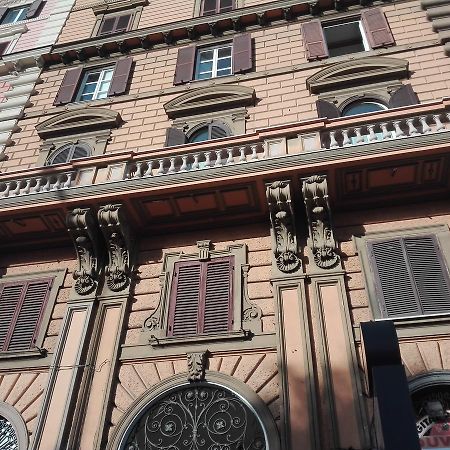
[165,127,186,147]
[108,57,133,96]
[302,20,329,60]
[174,46,196,85]
[0,283,23,351]
[53,67,83,106]
[169,262,202,337]
[388,84,419,108]
[202,0,218,15]
[202,257,233,334]
[26,0,44,19]
[8,279,52,351]
[369,238,422,318]
[361,8,395,49]
[404,236,450,315]
[233,33,252,74]
[0,7,8,22]
[316,99,340,119]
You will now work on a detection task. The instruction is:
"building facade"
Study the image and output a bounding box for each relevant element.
[0,0,449,448]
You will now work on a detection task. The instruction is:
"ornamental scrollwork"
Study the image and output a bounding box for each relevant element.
[66,208,102,295]
[242,265,262,332]
[187,352,208,382]
[123,385,266,450]
[98,204,133,292]
[266,181,301,273]
[302,175,340,269]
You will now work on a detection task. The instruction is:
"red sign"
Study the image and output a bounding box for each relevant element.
[421,436,450,449]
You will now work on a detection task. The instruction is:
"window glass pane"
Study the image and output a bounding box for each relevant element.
[203,0,217,13]
[80,93,94,101]
[81,83,96,95]
[195,45,232,80]
[217,47,231,58]
[85,72,101,83]
[197,71,212,80]
[189,127,210,142]
[16,7,28,21]
[342,101,387,116]
[217,57,231,70]
[323,21,365,57]
[220,0,233,11]
[199,50,214,61]
[2,7,27,24]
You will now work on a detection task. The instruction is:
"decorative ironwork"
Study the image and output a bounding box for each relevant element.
[123,385,266,450]
[0,415,18,449]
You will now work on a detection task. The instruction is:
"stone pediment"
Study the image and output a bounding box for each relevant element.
[36,107,122,138]
[307,57,410,94]
[164,85,256,119]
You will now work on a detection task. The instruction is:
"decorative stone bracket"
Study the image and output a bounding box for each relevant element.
[302,175,340,269]
[67,208,103,295]
[187,351,209,382]
[98,204,133,292]
[242,265,262,333]
[266,180,301,274]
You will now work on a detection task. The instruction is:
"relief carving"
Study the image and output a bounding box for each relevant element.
[187,351,208,382]
[143,273,167,336]
[67,208,102,295]
[98,204,133,292]
[242,265,262,333]
[266,181,301,273]
[302,175,340,269]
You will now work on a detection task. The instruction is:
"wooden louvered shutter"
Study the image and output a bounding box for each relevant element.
[0,283,23,351]
[202,257,233,334]
[108,57,133,96]
[388,84,419,108]
[0,7,8,23]
[316,99,340,119]
[174,46,196,85]
[53,67,83,106]
[361,8,395,49]
[168,261,202,337]
[233,33,252,74]
[26,0,44,19]
[165,127,186,147]
[302,20,329,61]
[404,236,450,314]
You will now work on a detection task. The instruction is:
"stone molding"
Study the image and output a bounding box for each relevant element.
[0,401,28,449]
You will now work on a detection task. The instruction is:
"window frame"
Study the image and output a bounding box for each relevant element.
[195,44,233,80]
[194,0,242,17]
[44,142,92,166]
[75,66,115,102]
[355,224,450,323]
[1,6,28,24]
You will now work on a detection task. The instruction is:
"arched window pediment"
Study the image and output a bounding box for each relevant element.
[36,107,122,139]
[307,57,410,94]
[164,85,256,119]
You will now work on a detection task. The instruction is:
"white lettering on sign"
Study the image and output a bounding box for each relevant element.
[418,416,435,437]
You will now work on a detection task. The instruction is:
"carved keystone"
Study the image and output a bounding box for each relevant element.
[98,204,133,292]
[67,208,102,295]
[197,240,211,261]
[302,175,340,269]
[187,351,208,382]
[266,180,301,274]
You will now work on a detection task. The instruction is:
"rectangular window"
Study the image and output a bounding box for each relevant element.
[97,14,131,36]
[168,257,234,337]
[0,278,53,352]
[201,0,234,16]
[76,67,114,102]
[2,6,28,24]
[367,235,450,319]
[195,45,232,80]
[323,21,370,57]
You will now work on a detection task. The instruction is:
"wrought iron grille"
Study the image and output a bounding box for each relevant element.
[123,385,266,450]
[0,416,18,450]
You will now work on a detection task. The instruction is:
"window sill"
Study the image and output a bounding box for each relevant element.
[149,329,251,347]
[0,23,27,39]
[0,347,47,360]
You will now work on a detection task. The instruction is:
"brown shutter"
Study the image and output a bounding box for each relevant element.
[174,46,196,85]
[361,8,395,49]
[404,236,450,315]
[302,20,329,60]
[53,67,83,106]
[0,7,8,22]
[0,283,23,351]
[165,127,186,147]
[233,33,252,74]
[108,57,133,96]
[7,279,52,351]
[202,0,218,15]
[0,42,10,57]
[316,99,340,119]
[202,257,233,334]
[26,0,44,19]
[388,84,419,108]
[168,261,202,337]
[98,17,116,35]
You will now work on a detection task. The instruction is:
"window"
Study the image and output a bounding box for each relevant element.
[53,57,133,106]
[201,0,234,15]
[2,6,28,24]
[0,0,44,25]
[97,13,131,36]
[173,34,252,85]
[188,121,231,143]
[45,143,91,165]
[302,8,395,61]
[342,100,387,116]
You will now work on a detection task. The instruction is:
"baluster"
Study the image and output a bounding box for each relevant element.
[42,177,51,191]
[354,127,364,144]
[367,125,377,142]
[64,172,74,188]
[329,131,338,148]
[226,148,234,165]
[0,183,6,198]
[22,179,32,194]
[406,118,419,136]
[239,147,246,162]
[392,120,405,138]
[134,162,142,178]
[380,123,391,140]
[192,154,200,170]
[3,181,11,197]
[342,129,351,146]
[204,152,211,168]
[419,116,431,133]
[157,159,165,175]
[32,177,42,193]
[168,157,176,174]
[250,144,258,160]
[11,181,21,196]
[262,143,268,159]
[143,160,154,177]
[180,155,188,172]
[446,113,450,126]
[433,114,445,131]
[53,175,62,190]
[215,150,223,167]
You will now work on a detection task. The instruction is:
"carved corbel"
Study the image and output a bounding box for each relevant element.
[208,22,219,36]
[257,12,268,26]
[96,45,108,58]
[67,208,102,295]
[61,52,72,65]
[266,181,301,273]
[197,240,211,261]
[162,31,173,45]
[143,272,167,337]
[242,265,262,333]
[187,351,208,382]
[187,27,197,40]
[302,175,340,269]
[283,7,293,21]
[308,1,321,15]
[98,204,133,292]
[232,18,242,31]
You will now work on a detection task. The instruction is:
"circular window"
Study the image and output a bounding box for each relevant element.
[121,384,267,450]
[0,415,19,449]
[46,143,91,166]
[342,100,387,117]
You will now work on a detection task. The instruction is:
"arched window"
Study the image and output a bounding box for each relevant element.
[187,122,231,143]
[0,402,28,449]
[0,415,19,448]
[342,99,387,117]
[45,143,91,166]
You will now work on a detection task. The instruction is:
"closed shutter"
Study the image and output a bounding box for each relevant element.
[316,99,340,119]
[203,258,233,334]
[53,67,83,106]
[233,33,252,74]
[202,0,218,15]
[174,46,196,85]
[165,127,186,147]
[26,0,44,19]
[108,57,133,96]
[210,123,229,139]
[388,84,419,108]
[0,7,8,23]
[361,8,395,49]
[0,279,52,352]
[302,20,329,60]
[168,262,202,337]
